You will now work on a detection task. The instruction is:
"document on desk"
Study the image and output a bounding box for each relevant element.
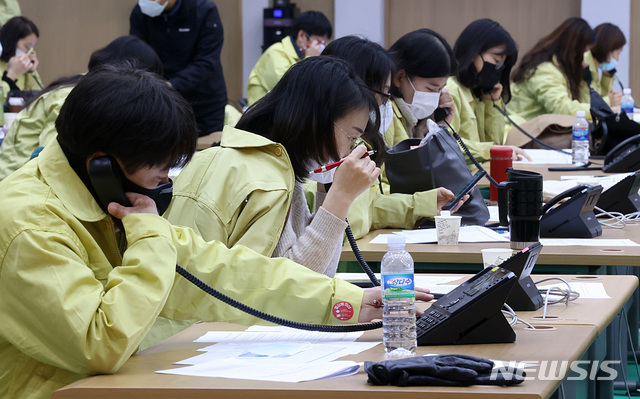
[513,149,572,164]
[539,238,639,246]
[157,358,361,382]
[370,226,508,244]
[536,282,610,299]
[194,325,364,343]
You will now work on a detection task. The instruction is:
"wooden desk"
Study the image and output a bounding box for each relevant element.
[341,224,640,267]
[52,322,598,399]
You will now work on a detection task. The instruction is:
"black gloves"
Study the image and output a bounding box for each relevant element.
[365,354,525,386]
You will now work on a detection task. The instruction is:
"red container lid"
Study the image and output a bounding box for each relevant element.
[490,146,513,158]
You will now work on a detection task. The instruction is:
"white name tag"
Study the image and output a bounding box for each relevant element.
[178,28,190,32]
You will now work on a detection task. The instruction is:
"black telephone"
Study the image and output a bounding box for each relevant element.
[417,266,518,345]
[596,170,640,214]
[602,133,640,173]
[441,169,487,211]
[539,184,603,238]
[433,107,450,123]
[88,156,131,209]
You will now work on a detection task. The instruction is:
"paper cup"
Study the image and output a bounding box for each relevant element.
[434,215,462,245]
[481,248,513,269]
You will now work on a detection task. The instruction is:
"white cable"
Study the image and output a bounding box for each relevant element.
[595,205,640,228]
[533,277,580,319]
[502,303,536,329]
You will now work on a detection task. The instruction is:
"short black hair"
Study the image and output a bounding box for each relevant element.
[454,19,518,103]
[388,29,456,98]
[0,16,39,62]
[322,35,396,93]
[292,11,332,39]
[56,62,197,174]
[236,56,383,182]
[88,35,164,75]
[591,23,626,63]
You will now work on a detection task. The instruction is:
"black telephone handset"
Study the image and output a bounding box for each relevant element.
[441,169,486,211]
[603,133,640,173]
[539,184,603,238]
[88,156,131,209]
[433,107,450,123]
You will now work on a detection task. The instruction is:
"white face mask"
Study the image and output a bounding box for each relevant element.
[407,77,440,120]
[306,160,337,185]
[138,0,167,17]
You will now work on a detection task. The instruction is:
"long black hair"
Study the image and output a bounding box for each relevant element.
[236,56,384,182]
[591,23,626,63]
[454,19,518,103]
[388,29,456,98]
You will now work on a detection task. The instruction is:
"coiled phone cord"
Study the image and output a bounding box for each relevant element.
[175,264,383,332]
[345,223,380,287]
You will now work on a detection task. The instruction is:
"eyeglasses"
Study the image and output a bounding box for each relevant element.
[334,122,361,151]
[370,88,391,105]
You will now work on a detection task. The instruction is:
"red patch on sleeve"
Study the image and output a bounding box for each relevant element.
[332,301,354,321]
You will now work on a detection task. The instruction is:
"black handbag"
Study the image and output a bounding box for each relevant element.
[589,88,640,155]
[385,127,490,226]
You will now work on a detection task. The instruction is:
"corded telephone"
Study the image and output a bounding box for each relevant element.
[602,134,640,173]
[596,170,640,214]
[417,266,517,345]
[498,243,544,311]
[539,184,603,238]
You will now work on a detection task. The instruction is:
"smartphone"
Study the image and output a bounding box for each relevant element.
[441,170,487,211]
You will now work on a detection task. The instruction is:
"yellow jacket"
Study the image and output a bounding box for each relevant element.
[247,36,300,105]
[165,126,294,255]
[0,140,363,399]
[584,50,615,103]
[0,60,43,101]
[0,0,20,25]
[446,76,507,162]
[0,85,73,181]
[508,58,591,122]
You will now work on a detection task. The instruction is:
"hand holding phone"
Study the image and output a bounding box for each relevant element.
[441,170,487,211]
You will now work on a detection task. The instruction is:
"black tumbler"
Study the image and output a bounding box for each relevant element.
[498,169,543,249]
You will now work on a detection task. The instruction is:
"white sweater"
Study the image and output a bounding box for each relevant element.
[272,181,347,277]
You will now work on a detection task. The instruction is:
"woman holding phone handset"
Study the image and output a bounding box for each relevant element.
[0,16,42,98]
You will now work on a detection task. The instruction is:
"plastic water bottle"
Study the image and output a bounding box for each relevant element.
[622,88,634,120]
[381,235,416,355]
[571,110,589,165]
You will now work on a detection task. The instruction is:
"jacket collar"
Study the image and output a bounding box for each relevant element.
[38,140,108,222]
[220,125,281,149]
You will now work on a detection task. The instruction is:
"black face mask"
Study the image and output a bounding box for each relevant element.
[476,61,504,94]
[583,65,592,85]
[122,176,174,216]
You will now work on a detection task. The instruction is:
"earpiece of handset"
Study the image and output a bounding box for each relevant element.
[434,107,450,122]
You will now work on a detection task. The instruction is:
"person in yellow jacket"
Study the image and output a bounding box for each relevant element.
[0,0,20,25]
[509,18,604,122]
[0,35,165,182]
[0,63,404,399]
[447,19,529,163]
[584,22,626,106]
[0,16,43,100]
[247,10,331,105]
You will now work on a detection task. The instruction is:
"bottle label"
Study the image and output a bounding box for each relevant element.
[572,126,588,140]
[622,105,634,115]
[382,274,415,298]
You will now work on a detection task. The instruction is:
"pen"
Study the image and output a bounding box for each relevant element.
[312,150,376,173]
[26,47,33,56]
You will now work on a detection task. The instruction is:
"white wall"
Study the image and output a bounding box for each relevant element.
[581,0,630,90]
[334,0,384,45]
[242,0,270,98]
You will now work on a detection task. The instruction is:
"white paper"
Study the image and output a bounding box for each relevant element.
[513,149,572,164]
[194,325,363,343]
[157,358,361,382]
[179,341,379,365]
[397,226,509,243]
[543,173,633,198]
[536,282,610,299]
[539,238,639,247]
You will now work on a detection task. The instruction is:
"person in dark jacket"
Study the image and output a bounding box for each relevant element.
[130,0,226,136]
